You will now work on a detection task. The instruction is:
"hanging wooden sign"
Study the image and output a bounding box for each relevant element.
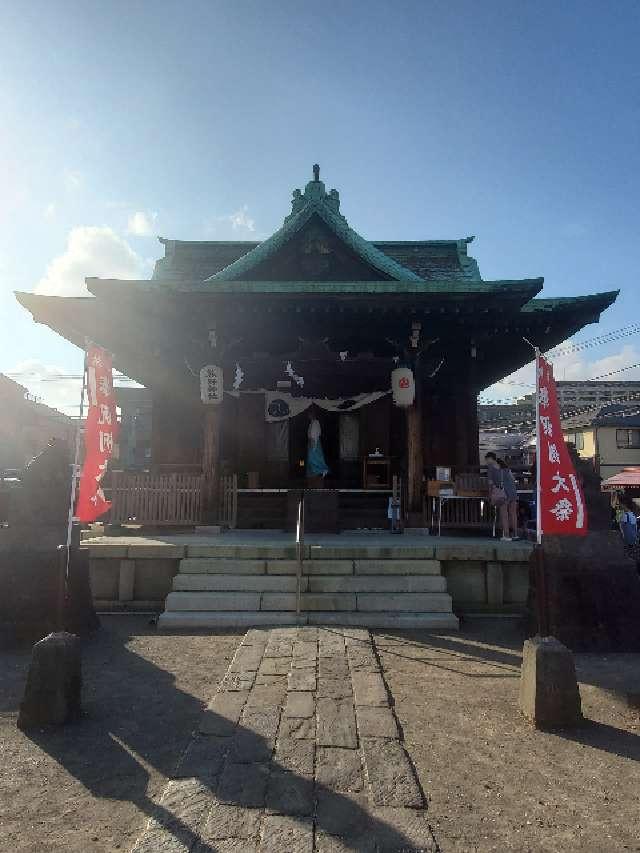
[391,367,415,407]
[200,365,224,405]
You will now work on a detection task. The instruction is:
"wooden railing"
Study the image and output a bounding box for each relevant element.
[109,470,240,527]
[110,471,203,525]
[455,472,489,496]
[219,474,238,529]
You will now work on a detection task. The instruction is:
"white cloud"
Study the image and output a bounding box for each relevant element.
[228,205,256,232]
[482,343,640,403]
[44,202,56,220]
[7,360,83,416]
[63,168,83,191]
[7,359,142,416]
[127,210,158,236]
[35,226,146,296]
[204,205,258,239]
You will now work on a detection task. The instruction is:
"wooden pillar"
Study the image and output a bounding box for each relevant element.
[454,383,480,469]
[202,406,221,522]
[406,376,424,520]
[467,388,480,466]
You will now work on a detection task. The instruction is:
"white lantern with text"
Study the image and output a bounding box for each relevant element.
[200,364,224,405]
[391,367,415,407]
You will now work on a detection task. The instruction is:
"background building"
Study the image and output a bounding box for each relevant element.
[0,374,74,471]
[563,404,640,478]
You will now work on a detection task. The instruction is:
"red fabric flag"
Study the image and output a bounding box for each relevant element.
[76,345,118,523]
[537,353,588,536]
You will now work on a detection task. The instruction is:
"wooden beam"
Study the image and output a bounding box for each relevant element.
[202,406,222,522]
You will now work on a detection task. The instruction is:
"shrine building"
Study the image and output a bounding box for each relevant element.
[16,166,617,531]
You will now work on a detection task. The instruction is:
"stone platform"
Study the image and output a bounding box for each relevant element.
[84,531,533,621]
[131,626,439,852]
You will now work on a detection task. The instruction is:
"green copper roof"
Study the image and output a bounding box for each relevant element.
[208,170,424,283]
[151,237,481,282]
[521,292,619,313]
[85,276,543,299]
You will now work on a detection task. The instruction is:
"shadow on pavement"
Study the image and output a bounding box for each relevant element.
[373,625,640,765]
[549,718,640,764]
[17,619,432,853]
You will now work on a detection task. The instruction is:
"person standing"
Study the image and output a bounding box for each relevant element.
[619,495,640,574]
[485,452,519,540]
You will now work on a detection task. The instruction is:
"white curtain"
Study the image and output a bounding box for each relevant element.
[263,390,389,423]
[340,414,360,460]
[266,419,289,461]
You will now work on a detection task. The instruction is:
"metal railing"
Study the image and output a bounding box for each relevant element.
[295,494,305,621]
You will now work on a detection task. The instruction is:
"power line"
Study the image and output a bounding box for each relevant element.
[481,358,640,403]
[4,373,140,383]
[547,323,640,358]
[480,389,640,433]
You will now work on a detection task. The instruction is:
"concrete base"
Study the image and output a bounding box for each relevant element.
[158,610,460,630]
[158,610,299,628]
[194,526,222,536]
[84,531,533,619]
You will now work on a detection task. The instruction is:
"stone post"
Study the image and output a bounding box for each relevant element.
[17,632,82,729]
[519,636,582,728]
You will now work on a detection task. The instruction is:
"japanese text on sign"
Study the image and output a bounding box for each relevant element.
[200,365,224,405]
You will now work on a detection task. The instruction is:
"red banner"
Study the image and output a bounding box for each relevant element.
[76,345,117,523]
[537,353,588,536]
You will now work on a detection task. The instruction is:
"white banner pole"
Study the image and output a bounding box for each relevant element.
[535,348,542,545]
[65,346,88,572]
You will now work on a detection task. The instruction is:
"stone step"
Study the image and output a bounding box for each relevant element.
[307,574,446,593]
[179,558,267,574]
[354,559,442,575]
[174,574,445,594]
[173,573,300,592]
[158,610,460,630]
[165,591,262,611]
[164,590,454,613]
[262,593,357,611]
[159,611,297,628]
[356,592,453,612]
[177,557,444,576]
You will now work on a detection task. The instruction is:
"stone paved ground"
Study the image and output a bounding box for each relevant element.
[131,627,438,853]
[376,626,640,853]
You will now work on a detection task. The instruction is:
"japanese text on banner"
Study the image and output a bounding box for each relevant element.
[76,345,118,523]
[537,354,587,536]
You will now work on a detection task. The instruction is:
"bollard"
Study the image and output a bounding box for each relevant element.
[17,632,82,730]
[519,635,582,728]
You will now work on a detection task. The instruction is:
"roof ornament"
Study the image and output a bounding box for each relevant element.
[313,164,320,182]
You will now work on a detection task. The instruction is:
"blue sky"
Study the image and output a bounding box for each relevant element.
[1,0,639,412]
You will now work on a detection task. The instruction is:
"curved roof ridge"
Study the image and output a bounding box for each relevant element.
[207,175,423,283]
[522,291,619,312]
